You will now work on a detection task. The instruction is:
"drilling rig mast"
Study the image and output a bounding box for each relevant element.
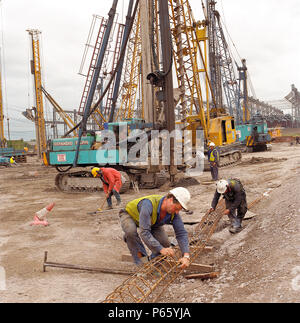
[27,29,47,158]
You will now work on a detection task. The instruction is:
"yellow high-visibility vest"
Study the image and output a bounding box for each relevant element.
[210,149,219,162]
[125,195,175,226]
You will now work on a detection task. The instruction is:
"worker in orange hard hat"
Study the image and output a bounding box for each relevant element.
[92,167,122,209]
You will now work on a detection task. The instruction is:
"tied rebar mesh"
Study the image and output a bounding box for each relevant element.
[103,193,265,303]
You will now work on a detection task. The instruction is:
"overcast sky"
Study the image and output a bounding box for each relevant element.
[0,0,299,140]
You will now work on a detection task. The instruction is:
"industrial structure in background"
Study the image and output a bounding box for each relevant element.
[17,0,295,190]
[285,84,300,128]
[202,1,270,151]
[45,0,296,191]
[26,29,91,154]
[0,48,28,164]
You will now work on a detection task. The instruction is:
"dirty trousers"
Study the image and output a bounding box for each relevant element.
[107,189,121,207]
[210,163,219,181]
[119,210,170,265]
[226,197,248,228]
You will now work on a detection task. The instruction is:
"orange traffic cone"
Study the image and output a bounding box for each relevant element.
[31,202,55,226]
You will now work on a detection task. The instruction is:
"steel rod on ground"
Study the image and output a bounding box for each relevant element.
[43,251,134,276]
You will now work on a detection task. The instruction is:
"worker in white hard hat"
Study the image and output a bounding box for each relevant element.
[207,142,220,181]
[209,179,248,234]
[119,187,191,268]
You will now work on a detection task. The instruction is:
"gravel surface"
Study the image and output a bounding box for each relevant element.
[0,142,299,303]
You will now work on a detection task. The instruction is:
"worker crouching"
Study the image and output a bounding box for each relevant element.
[119,187,191,269]
[210,179,248,234]
[92,167,122,209]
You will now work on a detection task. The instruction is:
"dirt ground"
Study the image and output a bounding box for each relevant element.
[0,141,300,303]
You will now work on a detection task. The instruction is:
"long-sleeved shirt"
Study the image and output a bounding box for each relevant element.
[100,168,122,194]
[211,179,245,213]
[137,197,189,255]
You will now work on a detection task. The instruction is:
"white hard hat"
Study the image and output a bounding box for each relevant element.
[209,142,215,147]
[216,180,228,194]
[169,187,191,210]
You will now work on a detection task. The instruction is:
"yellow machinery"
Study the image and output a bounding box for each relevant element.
[185,115,236,147]
[268,127,282,139]
[207,116,237,146]
[169,0,241,166]
[27,30,80,164]
[27,29,47,159]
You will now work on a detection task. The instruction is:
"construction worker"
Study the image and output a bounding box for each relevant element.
[207,142,220,181]
[210,179,247,234]
[91,167,122,209]
[119,187,191,269]
[251,126,259,144]
[10,156,16,165]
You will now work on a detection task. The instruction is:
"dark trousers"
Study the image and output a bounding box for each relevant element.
[107,189,121,207]
[210,163,219,181]
[119,210,170,265]
[225,197,248,227]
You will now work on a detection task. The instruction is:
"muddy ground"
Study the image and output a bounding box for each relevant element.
[0,141,299,303]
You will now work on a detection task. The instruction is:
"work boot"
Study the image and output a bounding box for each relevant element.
[229,217,242,234]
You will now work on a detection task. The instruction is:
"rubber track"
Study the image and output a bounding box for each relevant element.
[55,171,130,193]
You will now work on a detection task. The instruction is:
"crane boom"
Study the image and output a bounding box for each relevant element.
[41,87,78,136]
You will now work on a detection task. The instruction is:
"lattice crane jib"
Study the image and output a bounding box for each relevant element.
[28,29,47,156]
[169,0,210,138]
[207,0,223,110]
[205,1,251,124]
[41,87,78,137]
[117,8,141,121]
[78,16,108,116]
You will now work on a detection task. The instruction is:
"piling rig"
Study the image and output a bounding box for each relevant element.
[47,0,249,192]
[47,0,185,192]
